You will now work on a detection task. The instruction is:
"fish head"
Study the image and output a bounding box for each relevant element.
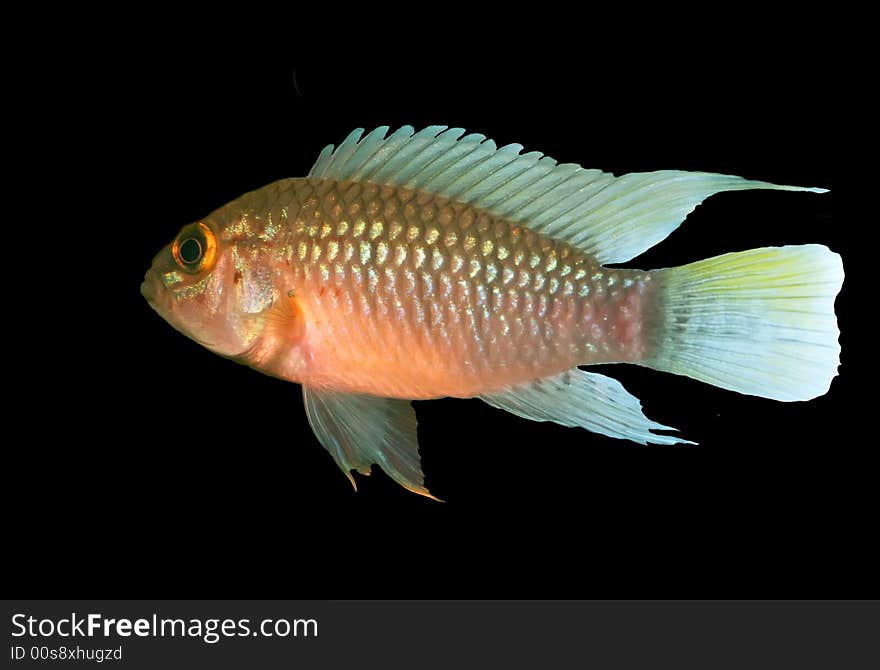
[141,219,275,358]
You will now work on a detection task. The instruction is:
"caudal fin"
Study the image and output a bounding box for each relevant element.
[642,245,844,401]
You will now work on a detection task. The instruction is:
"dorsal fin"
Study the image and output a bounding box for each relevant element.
[309,126,827,265]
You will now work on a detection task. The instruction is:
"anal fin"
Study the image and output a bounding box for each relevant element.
[479,369,693,446]
[302,388,441,500]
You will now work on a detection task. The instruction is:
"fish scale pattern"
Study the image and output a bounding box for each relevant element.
[242,177,652,398]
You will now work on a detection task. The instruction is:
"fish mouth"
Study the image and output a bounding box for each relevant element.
[140,270,219,351]
[140,269,162,307]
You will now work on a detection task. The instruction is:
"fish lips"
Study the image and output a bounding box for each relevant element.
[140,268,224,352]
[140,269,163,308]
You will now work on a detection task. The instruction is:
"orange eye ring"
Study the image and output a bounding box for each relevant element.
[172,222,217,274]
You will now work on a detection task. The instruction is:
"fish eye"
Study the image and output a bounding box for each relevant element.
[179,238,203,264]
[172,222,217,274]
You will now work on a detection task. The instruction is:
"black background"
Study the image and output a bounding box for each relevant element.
[12,32,867,600]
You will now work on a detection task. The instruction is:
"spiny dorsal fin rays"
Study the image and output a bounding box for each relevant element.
[309,126,828,265]
[338,125,391,178]
[314,127,365,178]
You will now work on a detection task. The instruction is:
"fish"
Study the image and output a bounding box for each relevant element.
[141,125,841,500]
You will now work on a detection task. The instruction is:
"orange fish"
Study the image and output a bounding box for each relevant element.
[142,126,841,499]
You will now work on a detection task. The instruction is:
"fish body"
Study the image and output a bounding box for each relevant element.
[199,178,649,399]
[143,125,841,499]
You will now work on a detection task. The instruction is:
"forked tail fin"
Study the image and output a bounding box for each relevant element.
[642,245,844,401]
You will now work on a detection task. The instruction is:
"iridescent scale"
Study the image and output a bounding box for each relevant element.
[236,178,651,398]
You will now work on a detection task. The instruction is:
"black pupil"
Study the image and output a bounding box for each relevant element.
[179,238,202,264]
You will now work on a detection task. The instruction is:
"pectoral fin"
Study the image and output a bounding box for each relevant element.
[302,388,440,500]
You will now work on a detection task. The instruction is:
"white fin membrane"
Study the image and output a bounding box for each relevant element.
[302,388,440,500]
[643,245,844,401]
[479,369,693,446]
[309,126,827,264]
